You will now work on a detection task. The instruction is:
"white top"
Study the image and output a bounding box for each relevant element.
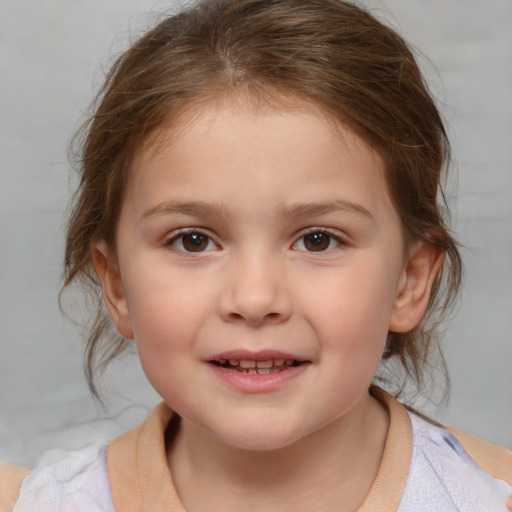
[12,410,512,511]
[399,413,511,510]
[12,444,114,512]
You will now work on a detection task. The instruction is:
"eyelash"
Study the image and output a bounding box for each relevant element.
[165,227,346,254]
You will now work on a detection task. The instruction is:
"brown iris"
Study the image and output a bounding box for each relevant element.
[303,231,331,251]
[181,232,209,252]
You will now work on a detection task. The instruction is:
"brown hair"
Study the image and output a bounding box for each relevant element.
[63,0,462,399]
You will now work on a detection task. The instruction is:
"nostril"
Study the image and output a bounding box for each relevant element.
[227,310,282,325]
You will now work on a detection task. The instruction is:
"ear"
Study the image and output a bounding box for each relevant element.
[389,242,443,333]
[91,241,134,339]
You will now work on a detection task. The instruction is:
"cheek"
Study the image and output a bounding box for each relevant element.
[311,271,397,327]
[123,274,208,359]
[126,288,200,402]
[299,260,399,356]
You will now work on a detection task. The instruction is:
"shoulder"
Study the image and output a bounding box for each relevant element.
[1,443,115,512]
[400,411,512,511]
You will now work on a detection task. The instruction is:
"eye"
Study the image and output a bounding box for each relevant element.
[168,230,218,253]
[293,229,343,252]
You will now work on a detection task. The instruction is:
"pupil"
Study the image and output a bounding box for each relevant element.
[183,233,207,252]
[305,232,329,251]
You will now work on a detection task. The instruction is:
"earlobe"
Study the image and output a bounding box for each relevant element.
[389,242,443,333]
[91,241,134,339]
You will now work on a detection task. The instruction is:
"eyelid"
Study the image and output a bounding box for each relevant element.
[297,226,347,241]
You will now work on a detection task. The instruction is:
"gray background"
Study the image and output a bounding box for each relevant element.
[1,0,511,467]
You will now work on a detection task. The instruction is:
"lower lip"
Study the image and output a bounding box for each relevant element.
[208,363,309,393]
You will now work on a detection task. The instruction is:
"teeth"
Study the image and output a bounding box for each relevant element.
[217,358,300,371]
[256,360,273,369]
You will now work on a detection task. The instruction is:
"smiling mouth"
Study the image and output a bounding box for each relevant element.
[210,358,305,375]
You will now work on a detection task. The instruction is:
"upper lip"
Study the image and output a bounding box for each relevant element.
[207,349,308,362]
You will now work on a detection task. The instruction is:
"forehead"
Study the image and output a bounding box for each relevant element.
[123,97,397,228]
[137,93,369,163]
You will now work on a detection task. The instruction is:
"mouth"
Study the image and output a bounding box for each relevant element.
[209,358,305,375]
[207,351,310,392]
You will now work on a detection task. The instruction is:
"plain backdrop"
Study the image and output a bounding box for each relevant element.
[1,0,511,467]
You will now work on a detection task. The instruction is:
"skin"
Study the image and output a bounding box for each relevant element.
[94,98,442,512]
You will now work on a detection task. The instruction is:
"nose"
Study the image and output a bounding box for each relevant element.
[219,252,292,326]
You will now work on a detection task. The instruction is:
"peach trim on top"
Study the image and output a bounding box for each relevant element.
[0,462,31,512]
[359,388,413,512]
[107,402,184,512]
[107,389,414,512]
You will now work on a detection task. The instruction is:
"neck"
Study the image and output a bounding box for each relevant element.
[167,393,389,512]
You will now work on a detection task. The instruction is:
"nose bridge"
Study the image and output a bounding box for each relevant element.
[220,245,291,325]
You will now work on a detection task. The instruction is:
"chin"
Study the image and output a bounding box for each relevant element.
[213,420,305,452]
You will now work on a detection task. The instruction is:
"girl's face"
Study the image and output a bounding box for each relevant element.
[96,99,437,451]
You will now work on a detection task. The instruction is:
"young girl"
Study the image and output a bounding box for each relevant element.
[1,0,511,510]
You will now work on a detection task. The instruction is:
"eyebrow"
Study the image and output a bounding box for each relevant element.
[141,200,231,221]
[276,199,374,222]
